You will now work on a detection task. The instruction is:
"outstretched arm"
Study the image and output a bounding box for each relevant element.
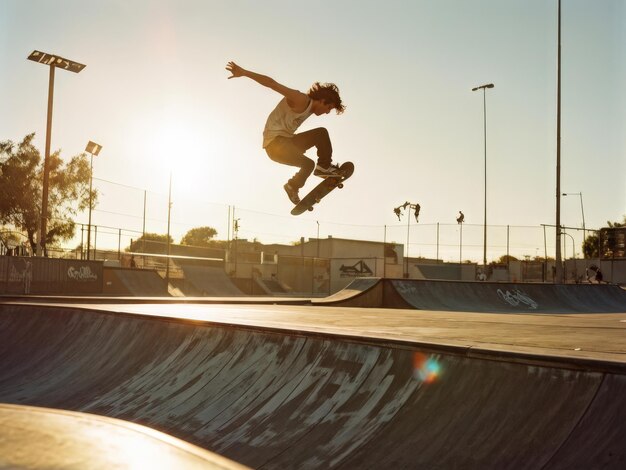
[226,61,309,111]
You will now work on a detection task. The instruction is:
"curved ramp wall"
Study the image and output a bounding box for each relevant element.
[0,304,624,469]
[386,279,626,313]
[313,277,382,307]
[317,278,626,313]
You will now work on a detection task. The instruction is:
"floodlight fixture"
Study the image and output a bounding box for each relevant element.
[27,50,86,73]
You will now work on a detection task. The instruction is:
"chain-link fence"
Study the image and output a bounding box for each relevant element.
[3,175,611,269]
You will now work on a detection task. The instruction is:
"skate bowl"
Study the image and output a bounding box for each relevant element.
[315,278,626,313]
[0,302,625,469]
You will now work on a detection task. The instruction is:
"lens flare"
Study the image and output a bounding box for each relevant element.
[413,352,441,383]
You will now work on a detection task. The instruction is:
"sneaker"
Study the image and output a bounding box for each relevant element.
[284,183,300,204]
[314,163,342,178]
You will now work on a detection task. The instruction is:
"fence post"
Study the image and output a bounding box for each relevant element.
[436,222,440,262]
[543,225,548,282]
[507,225,510,281]
[80,224,85,260]
[383,225,387,278]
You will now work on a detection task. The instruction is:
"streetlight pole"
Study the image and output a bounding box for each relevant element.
[84,141,102,260]
[316,221,320,258]
[27,51,86,256]
[555,0,564,282]
[563,192,586,250]
[562,231,575,258]
[562,230,576,282]
[165,173,173,286]
[472,83,494,268]
[393,201,421,278]
[457,211,465,265]
[233,217,240,277]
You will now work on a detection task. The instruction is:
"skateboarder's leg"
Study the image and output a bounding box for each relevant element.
[291,127,332,168]
[265,137,314,189]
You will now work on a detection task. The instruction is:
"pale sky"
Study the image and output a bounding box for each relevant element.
[1,0,624,262]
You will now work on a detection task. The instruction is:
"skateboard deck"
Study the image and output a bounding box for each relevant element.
[291,162,354,215]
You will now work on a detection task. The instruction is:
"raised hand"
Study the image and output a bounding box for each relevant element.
[225,61,245,79]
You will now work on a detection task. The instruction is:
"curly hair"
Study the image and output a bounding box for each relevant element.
[307,82,345,114]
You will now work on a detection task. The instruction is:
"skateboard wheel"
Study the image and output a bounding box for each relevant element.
[338,183,344,189]
[308,207,314,211]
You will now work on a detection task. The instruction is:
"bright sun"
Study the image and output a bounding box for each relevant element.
[146,112,236,204]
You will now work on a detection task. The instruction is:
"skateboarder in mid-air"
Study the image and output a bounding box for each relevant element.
[226,61,346,204]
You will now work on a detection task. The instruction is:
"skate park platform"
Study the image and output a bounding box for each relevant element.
[1,280,625,468]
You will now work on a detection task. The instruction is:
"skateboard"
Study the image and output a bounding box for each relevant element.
[291,162,354,215]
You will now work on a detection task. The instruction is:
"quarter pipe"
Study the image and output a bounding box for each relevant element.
[1,302,625,468]
[316,278,626,313]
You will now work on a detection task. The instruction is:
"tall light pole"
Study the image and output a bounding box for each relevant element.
[165,172,173,286]
[27,51,86,256]
[316,221,320,258]
[393,201,421,278]
[472,83,494,268]
[562,230,576,282]
[562,231,575,259]
[84,141,102,260]
[555,0,564,282]
[563,192,586,252]
[457,211,465,264]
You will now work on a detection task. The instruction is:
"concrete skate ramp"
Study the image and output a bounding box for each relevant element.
[1,303,625,469]
[104,268,169,296]
[386,279,626,313]
[182,266,245,296]
[314,277,382,307]
[320,278,626,313]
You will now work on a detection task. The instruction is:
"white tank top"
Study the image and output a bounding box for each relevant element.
[262,98,313,148]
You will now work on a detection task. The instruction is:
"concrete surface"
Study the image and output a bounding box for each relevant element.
[1,300,625,468]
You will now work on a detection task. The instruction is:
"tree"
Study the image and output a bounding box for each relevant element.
[582,215,625,258]
[582,233,600,258]
[128,233,173,254]
[606,215,626,228]
[0,133,94,253]
[493,255,519,265]
[180,226,218,247]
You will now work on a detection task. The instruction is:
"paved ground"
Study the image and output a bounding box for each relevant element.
[1,299,625,468]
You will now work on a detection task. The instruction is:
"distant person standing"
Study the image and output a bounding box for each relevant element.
[225,61,346,204]
[587,265,604,283]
